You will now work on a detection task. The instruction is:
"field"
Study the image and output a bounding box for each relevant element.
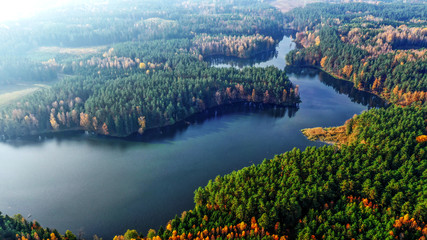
[266,0,321,12]
[0,84,50,107]
[28,45,107,61]
[36,46,106,55]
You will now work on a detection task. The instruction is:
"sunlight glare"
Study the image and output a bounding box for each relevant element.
[0,0,71,22]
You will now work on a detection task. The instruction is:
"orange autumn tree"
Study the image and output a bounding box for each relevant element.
[115,217,288,240]
[372,77,382,92]
[320,56,328,68]
[101,123,109,135]
[80,112,91,129]
[416,135,427,143]
[391,214,427,239]
[342,65,353,78]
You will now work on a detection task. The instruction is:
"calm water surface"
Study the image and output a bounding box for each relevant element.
[0,37,385,239]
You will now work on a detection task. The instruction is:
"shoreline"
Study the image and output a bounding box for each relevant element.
[201,46,278,61]
[287,64,391,105]
[3,61,388,143]
[2,101,300,141]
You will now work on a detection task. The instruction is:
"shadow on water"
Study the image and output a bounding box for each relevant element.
[285,66,389,109]
[205,49,278,68]
[205,31,297,69]
[6,69,388,148]
[3,102,298,148]
[127,102,298,142]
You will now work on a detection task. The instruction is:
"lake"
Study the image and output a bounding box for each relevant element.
[0,36,385,239]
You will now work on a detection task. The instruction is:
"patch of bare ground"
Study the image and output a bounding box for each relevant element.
[301,116,359,147]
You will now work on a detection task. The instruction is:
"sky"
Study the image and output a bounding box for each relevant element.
[0,0,72,22]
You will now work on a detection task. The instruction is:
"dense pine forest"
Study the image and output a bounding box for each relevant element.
[0,0,298,138]
[285,2,427,106]
[5,106,425,240]
[112,106,427,240]
[0,0,426,240]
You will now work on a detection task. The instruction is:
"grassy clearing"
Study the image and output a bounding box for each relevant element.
[302,126,348,145]
[0,84,49,108]
[143,17,177,24]
[266,0,321,12]
[301,116,359,147]
[27,45,106,61]
[36,46,106,56]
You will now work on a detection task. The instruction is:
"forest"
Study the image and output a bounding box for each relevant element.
[3,106,427,238]
[0,0,426,240]
[285,2,427,106]
[108,2,425,240]
[0,0,297,138]
[0,39,299,137]
[63,106,427,240]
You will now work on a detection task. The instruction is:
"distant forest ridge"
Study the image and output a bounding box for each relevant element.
[266,0,427,13]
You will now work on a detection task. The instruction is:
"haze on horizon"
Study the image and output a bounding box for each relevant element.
[0,0,74,22]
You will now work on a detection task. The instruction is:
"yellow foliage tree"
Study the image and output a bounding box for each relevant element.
[238,45,245,57]
[251,89,257,102]
[315,36,321,46]
[167,224,173,231]
[50,233,58,240]
[139,62,146,69]
[372,77,381,91]
[50,113,59,130]
[392,86,400,96]
[80,113,91,129]
[320,56,328,68]
[92,117,98,131]
[71,110,78,124]
[138,116,146,135]
[342,65,353,78]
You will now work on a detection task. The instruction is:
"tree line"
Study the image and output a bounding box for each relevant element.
[113,106,427,240]
[284,2,427,106]
[0,39,299,138]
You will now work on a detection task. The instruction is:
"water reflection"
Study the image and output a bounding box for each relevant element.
[5,103,298,148]
[205,66,386,110]
[285,66,388,108]
[207,35,295,70]
[205,49,278,69]
[128,102,298,142]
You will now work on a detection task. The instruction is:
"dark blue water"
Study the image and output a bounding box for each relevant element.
[0,37,385,239]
